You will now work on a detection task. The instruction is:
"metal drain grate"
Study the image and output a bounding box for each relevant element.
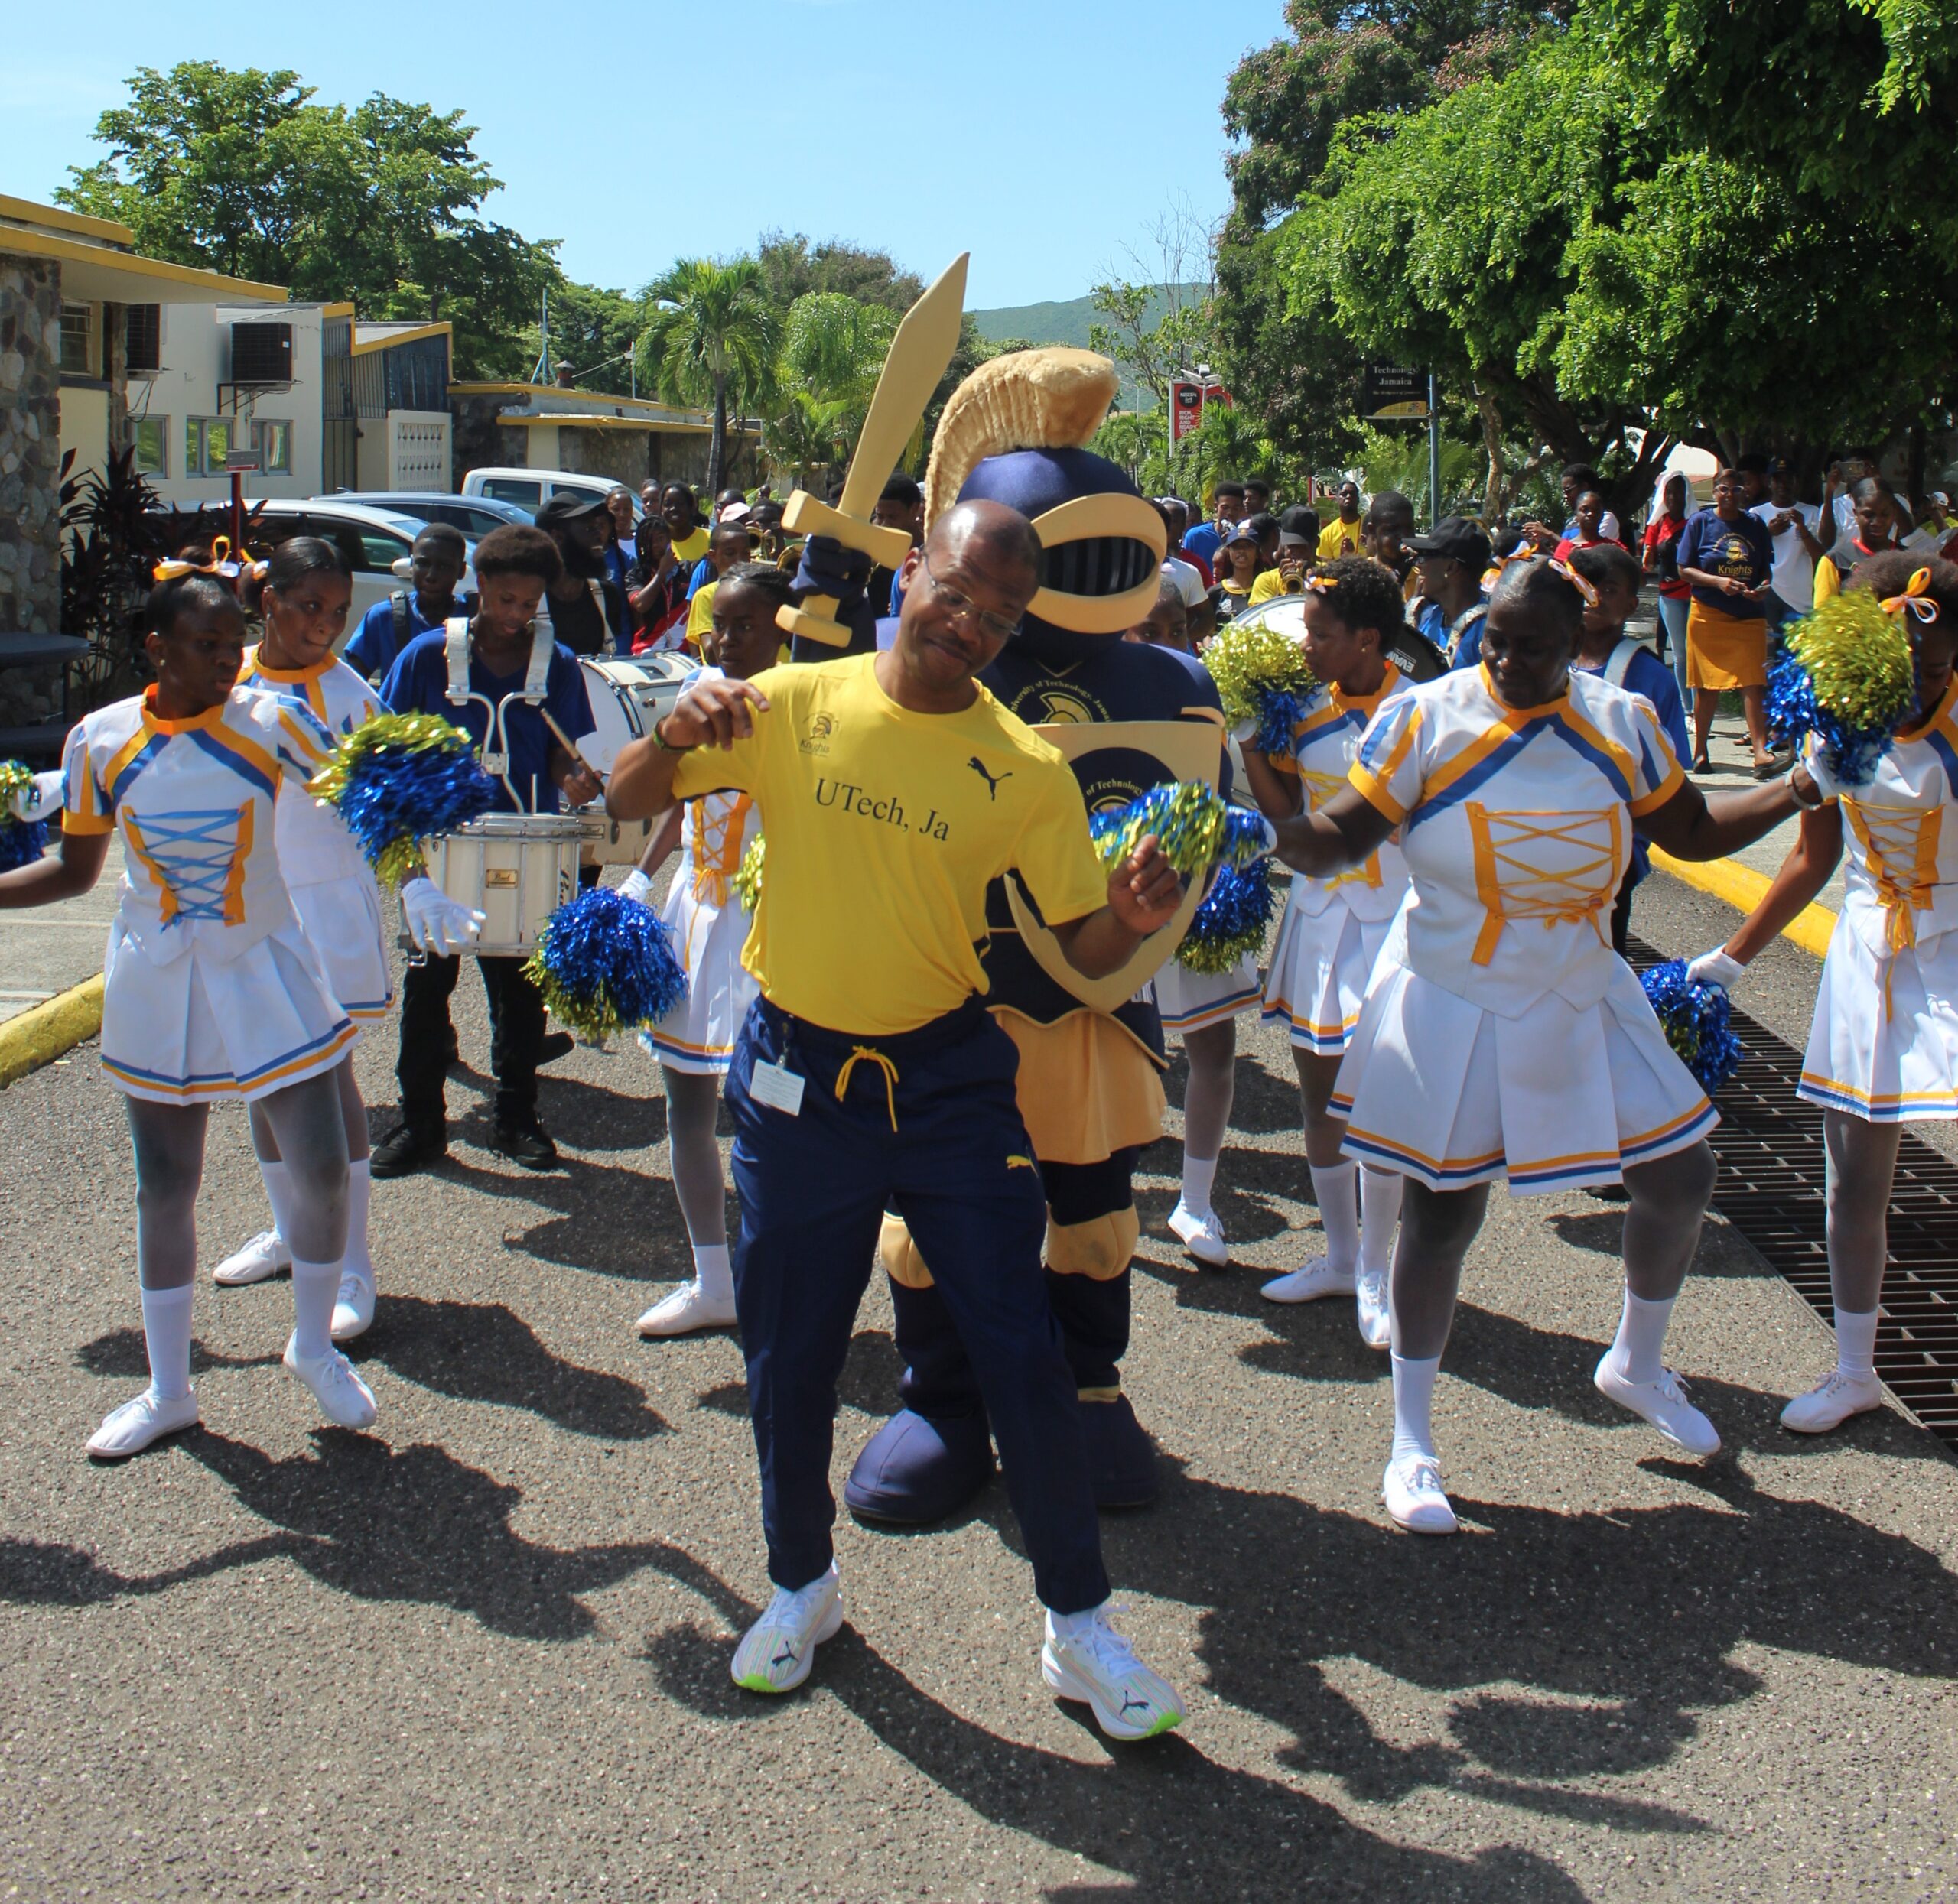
[1628,937,1958,1451]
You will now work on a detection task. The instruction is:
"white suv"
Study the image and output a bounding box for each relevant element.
[462,467,642,517]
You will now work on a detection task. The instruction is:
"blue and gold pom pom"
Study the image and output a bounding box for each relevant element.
[0,761,48,872]
[1200,616,1317,755]
[1091,781,1271,879]
[1177,858,1275,974]
[524,886,688,1040]
[1640,960,1742,1094]
[309,713,498,889]
[1765,590,1914,787]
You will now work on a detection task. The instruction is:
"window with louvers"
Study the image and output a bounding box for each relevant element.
[230,323,293,384]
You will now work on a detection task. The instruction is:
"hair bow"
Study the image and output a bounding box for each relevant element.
[1547,556,1601,607]
[153,535,246,584]
[1303,571,1340,592]
[1882,567,1940,625]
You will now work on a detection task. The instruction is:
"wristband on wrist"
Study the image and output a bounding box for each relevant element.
[1787,762,1824,809]
[652,715,687,753]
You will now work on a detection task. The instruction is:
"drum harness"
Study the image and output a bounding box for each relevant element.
[442,600,594,808]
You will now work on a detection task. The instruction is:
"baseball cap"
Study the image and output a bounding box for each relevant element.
[1277,505,1319,548]
[535,492,609,529]
[1407,514,1493,569]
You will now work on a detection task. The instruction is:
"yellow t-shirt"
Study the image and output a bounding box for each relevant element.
[671,525,711,565]
[669,651,1109,1035]
[1248,567,1292,606]
[686,579,719,647]
[1317,518,1363,560]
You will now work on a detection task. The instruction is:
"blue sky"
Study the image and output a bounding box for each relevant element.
[2,1,1289,308]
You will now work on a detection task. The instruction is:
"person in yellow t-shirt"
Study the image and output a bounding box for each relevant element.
[605,499,1191,1737]
[659,482,713,567]
[682,518,756,650]
[1249,505,1322,606]
[1316,481,1364,560]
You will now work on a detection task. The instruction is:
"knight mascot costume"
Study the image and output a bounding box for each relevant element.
[841,347,1227,1520]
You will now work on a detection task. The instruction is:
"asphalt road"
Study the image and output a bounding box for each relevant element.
[2,871,1954,1902]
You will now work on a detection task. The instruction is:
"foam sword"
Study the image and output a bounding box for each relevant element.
[776,252,970,648]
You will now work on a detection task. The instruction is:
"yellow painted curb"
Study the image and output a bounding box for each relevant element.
[1647,848,1837,958]
[0,973,104,1088]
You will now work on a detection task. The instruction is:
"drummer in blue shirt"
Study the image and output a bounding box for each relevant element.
[372,524,600,1177]
[343,524,469,684]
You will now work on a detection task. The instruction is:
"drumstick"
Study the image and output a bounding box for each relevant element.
[538,706,603,780]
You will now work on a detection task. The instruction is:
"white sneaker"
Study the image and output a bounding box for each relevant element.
[1042,1605,1185,1741]
[213,1229,289,1286]
[1780,1369,1883,1434]
[731,1569,844,1693]
[330,1266,376,1344]
[1355,1269,1392,1350]
[635,1281,738,1337]
[1167,1201,1228,1268]
[283,1336,378,1430]
[1593,1354,1721,1457]
[86,1386,199,1460]
[1260,1257,1356,1304]
[1382,1451,1458,1535]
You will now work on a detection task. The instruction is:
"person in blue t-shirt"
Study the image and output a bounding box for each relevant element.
[372,525,600,1179]
[342,523,468,683]
[1408,515,1492,661]
[1180,479,1245,569]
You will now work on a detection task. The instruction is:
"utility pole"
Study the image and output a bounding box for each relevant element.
[1427,372,1442,528]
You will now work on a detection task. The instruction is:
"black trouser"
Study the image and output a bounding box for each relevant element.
[397,953,544,1132]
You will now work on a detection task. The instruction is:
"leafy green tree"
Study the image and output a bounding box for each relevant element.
[637,259,782,496]
[524,279,646,396]
[756,233,925,317]
[765,391,854,492]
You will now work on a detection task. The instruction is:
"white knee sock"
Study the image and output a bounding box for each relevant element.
[291,1258,339,1361]
[342,1160,372,1276]
[140,1284,194,1402]
[258,1158,295,1245]
[1358,1168,1403,1279]
[1834,1306,1879,1380]
[693,1242,733,1305]
[1309,1162,1360,1272]
[1608,1287,1676,1385]
[1180,1152,1219,1215]
[1390,1353,1440,1464]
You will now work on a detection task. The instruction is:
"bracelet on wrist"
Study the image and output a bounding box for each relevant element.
[1786,762,1823,809]
[652,715,687,753]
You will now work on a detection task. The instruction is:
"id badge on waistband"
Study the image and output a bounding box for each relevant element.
[749,1058,805,1117]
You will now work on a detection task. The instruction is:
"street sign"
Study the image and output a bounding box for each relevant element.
[224,447,265,473]
[1362,365,1431,421]
[1169,378,1234,444]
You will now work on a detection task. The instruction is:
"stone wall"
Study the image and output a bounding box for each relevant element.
[0,252,62,637]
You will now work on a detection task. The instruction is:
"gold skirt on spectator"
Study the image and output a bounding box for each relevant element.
[1686,599,1768,690]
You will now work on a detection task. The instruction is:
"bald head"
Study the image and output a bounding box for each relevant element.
[925,499,1043,595]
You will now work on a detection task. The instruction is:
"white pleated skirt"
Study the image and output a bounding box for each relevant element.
[290,872,393,1023]
[1799,915,1958,1122]
[100,918,357,1105]
[1332,954,1716,1194]
[639,885,758,1076]
[1260,899,1394,1054]
[1153,954,1261,1034]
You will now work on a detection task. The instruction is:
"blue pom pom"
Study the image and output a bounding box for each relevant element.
[1253,687,1303,761]
[524,887,688,1039]
[1090,781,1271,876]
[1765,655,1890,788]
[313,714,499,885]
[0,817,47,872]
[1640,959,1742,1094]
[1177,857,1275,973]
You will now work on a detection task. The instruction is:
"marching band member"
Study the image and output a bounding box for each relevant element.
[1241,557,1413,1345]
[603,500,1187,1738]
[625,564,783,1337]
[1269,557,1816,1533]
[0,573,374,1454]
[1688,554,1958,1433]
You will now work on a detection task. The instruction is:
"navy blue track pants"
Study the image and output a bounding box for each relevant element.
[727,994,1111,1614]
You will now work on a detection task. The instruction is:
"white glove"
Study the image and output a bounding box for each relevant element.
[620,868,655,905]
[1250,811,1280,859]
[1685,947,1745,991]
[6,772,63,823]
[1230,715,1260,746]
[401,876,485,955]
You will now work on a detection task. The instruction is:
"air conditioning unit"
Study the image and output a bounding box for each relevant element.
[230,322,293,385]
[125,304,161,375]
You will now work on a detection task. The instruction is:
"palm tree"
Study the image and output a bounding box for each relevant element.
[764,390,853,492]
[636,258,781,495]
[779,293,896,463]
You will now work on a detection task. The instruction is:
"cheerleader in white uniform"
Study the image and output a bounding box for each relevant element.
[622,564,782,1337]
[1270,557,1816,1533]
[212,539,392,1340]
[1689,554,1958,1434]
[0,575,379,1456]
[1241,558,1412,1344]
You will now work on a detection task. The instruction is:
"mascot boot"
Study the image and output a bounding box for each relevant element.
[846,349,1227,1521]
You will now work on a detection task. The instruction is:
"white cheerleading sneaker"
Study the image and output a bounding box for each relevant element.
[283,1336,378,1431]
[1355,1269,1392,1350]
[1042,1605,1185,1741]
[1780,1370,1883,1434]
[1593,1354,1721,1457]
[330,1266,376,1344]
[731,1568,844,1694]
[635,1281,739,1337]
[1260,1257,1356,1305]
[86,1386,200,1460]
[213,1229,290,1286]
[1166,1201,1228,1268]
[1382,1452,1458,1535]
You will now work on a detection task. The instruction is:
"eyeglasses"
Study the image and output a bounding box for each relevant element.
[920,554,1023,643]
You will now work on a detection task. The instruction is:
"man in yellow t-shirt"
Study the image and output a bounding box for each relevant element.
[682,518,756,650]
[606,499,1189,1737]
[1316,480,1364,560]
[1249,505,1322,606]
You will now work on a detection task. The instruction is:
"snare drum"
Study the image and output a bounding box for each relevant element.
[413,813,601,957]
[575,654,701,863]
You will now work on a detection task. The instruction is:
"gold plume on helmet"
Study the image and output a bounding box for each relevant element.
[922,348,1120,528]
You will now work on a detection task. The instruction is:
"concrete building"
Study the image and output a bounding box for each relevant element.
[448,382,758,493]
